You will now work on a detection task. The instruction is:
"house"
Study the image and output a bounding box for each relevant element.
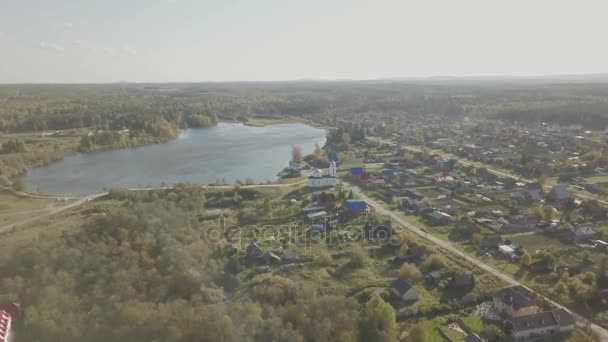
[531,259,554,274]
[391,278,420,302]
[505,308,575,341]
[382,169,395,178]
[399,174,413,185]
[493,286,539,317]
[454,218,481,237]
[306,211,328,221]
[316,192,336,210]
[284,251,298,263]
[398,244,428,263]
[481,235,503,249]
[401,198,433,213]
[302,206,326,216]
[498,245,516,258]
[403,189,424,200]
[425,210,453,226]
[586,181,608,193]
[525,182,543,192]
[548,185,571,204]
[426,271,442,286]
[350,167,364,177]
[307,166,337,188]
[569,225,597,242]
[246,241,265,259]
[447,273,474,289]
[371,178,388,187]
[346,200,367,213]
[0,303,20,342]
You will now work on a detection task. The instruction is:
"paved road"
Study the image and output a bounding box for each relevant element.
[0,192,108,234]
[343,181,608,340]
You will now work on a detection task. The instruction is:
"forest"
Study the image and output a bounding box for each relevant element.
[0,186,405,342]
[3,81,608,134]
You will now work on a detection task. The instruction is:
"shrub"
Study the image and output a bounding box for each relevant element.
[349,246,369,268]
[399,263,422,283]
[313,251,333,267]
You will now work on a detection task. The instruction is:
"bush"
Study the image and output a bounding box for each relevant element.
[422,254,445,271]
[399,263,422,283]
[349,246,369,268]
[313,251,333,267]
[237,207,259,225]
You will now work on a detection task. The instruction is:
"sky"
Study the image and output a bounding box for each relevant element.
[1,0,608,83]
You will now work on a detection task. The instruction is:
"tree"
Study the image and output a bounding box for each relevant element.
[399,263,422,283]
[313,143,323,160]
[480,324,506,342]
[313,251,333,267]
[555,281,567,295]
[361,296,397,342]
[291,145,303,163]
[520,250,532,268]
[408,323,425,342]
[541,205,555,222]
[342,132,351,145]
[349,246,369,268]
[598,256,608,288]
[262,198,272,216]
[422,254,445,271]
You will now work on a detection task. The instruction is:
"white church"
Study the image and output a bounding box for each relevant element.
[307,161,338,188]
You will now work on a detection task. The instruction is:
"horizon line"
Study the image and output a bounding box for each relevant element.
[3,72,608,86]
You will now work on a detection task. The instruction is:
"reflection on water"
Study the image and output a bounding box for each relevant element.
[25,122,326,195]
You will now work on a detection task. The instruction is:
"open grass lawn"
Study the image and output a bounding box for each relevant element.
[420,317,449,342]
[0,192,56,213]
[510,233,570,252]
[584,175,608,183]
[0,192,73,226]
[460,316,483,334]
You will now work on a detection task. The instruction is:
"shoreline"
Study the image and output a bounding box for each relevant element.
[16,119,325,197]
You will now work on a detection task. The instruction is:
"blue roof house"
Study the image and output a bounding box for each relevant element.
[346,199,367,212]
[382,169,395,178]
[350,167,364,177]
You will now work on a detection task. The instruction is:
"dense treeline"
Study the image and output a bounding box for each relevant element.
[4,81,608,134]
[0,187,398,342]
[0,85,218,136]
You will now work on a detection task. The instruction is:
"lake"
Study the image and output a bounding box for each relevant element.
[25,122,326,195]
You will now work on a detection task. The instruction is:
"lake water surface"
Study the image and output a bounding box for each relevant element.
[25,123,326,195]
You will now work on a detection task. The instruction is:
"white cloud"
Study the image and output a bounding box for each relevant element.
[39,41,65,52]
[121,44,137,55]
[62,21,74,29]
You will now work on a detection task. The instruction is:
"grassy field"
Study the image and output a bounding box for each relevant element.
[584,175,608,183]
[0,192,73,226]
[510,233,570,252]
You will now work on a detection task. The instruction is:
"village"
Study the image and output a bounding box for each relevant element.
[197,118,608,342]
[300,113,608,341]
